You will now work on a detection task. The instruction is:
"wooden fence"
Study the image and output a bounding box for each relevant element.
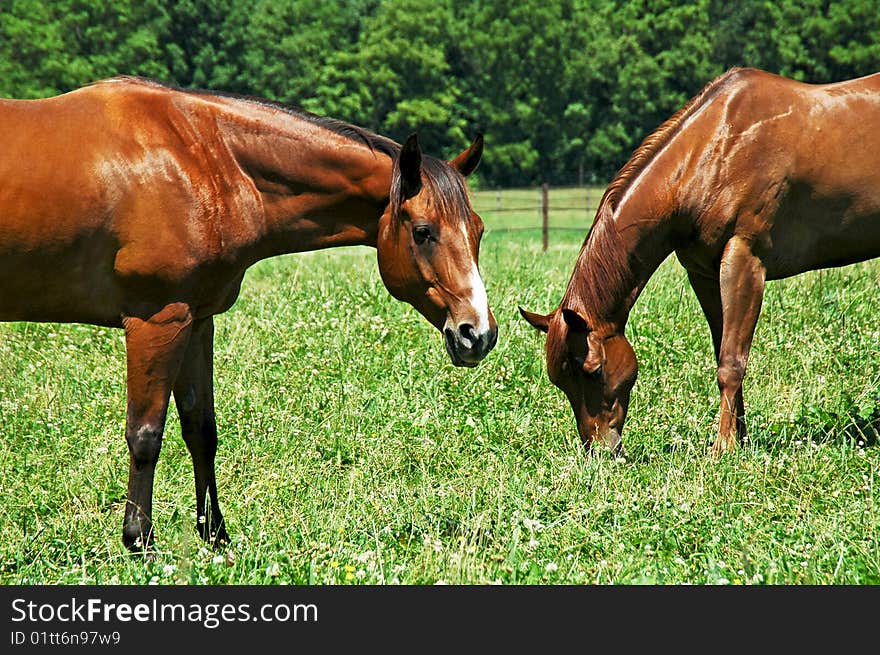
[471,184,603,251]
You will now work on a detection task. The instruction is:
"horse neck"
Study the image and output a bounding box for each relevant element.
[563,193,676,330]
[223,113,393,261]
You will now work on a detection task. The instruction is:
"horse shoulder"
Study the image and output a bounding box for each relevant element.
[101,85,262,279]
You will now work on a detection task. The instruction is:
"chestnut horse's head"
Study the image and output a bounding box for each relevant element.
[377,133,497,367]
[519,306,637,453]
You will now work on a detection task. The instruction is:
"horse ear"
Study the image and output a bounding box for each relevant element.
[518,306,553,333]
[398,133,423,199]
[562,308,604,374]
[561,308,589,333]
[449,133,483,177]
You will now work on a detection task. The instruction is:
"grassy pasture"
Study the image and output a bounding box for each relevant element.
[1,185,878,584]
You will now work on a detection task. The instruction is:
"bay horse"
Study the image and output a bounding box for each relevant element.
[520,67,880,457]
[0,76,497,551]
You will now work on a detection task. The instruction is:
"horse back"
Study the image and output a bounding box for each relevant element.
[679,69,880,279]
[0,81,259,324]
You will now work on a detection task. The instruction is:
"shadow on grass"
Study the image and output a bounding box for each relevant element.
[764,394,880,450]
[643,395,880,458]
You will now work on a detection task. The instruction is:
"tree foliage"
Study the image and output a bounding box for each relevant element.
[1,0,878,186]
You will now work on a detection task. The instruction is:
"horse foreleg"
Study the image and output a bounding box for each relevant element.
[686,270,740,440]
[713,237,766,456]
[686,269,723,361]
[173,316,229,548]
[121,302,194,551]
[688,269,749,443]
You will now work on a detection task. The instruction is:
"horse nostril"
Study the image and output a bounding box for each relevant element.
[458,323,477,347]
[488,325,498,349]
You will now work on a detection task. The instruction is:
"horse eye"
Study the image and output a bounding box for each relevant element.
[412,225,432,245]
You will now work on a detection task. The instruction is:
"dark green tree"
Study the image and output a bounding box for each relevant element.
[0,0,169,98]
[1,0,878,186]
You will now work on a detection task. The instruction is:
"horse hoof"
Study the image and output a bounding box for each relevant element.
[211,527,231,550]
[708,439,736,457]
[197,520,230,549]
[122,522,155,553]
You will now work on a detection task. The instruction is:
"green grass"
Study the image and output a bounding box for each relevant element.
[1,186,879,584]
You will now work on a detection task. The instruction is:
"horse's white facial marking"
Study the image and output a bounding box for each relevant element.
[460,223,490,333]
[468,262,490,334]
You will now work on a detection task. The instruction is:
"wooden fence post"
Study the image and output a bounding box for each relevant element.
[542,182,549,252]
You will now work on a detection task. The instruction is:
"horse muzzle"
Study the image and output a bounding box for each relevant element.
[578,417,624,455]
[444,322,498,367]
[596,427,623,454]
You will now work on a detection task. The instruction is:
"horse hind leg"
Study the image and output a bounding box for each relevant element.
[122,302,194,552]
[713,237,766,456]
[173,316,229,548]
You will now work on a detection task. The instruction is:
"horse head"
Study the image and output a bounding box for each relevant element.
[519,305,637,453]
[378,133,498,367]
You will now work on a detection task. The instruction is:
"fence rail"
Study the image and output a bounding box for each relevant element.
[471,183,604,250]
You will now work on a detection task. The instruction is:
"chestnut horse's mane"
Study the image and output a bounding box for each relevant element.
[564,67,745,320]
[98,76,472,224]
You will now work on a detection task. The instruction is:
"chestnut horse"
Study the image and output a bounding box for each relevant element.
[521,67,880,457]
[0,77,497,551]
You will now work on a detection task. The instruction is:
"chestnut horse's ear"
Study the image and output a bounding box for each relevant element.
[449,133,483,177]
[518,306,554,333]
[398,133,423,199]
[562,308,604,374]
[561,308,589,333]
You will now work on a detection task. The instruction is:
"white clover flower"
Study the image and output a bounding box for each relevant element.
[523,518,544,532]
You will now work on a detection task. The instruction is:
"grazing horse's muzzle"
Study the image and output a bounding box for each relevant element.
[444,322,498,367]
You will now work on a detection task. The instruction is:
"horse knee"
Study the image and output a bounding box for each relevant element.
[126,423,164,467]
[717,358,746,393]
